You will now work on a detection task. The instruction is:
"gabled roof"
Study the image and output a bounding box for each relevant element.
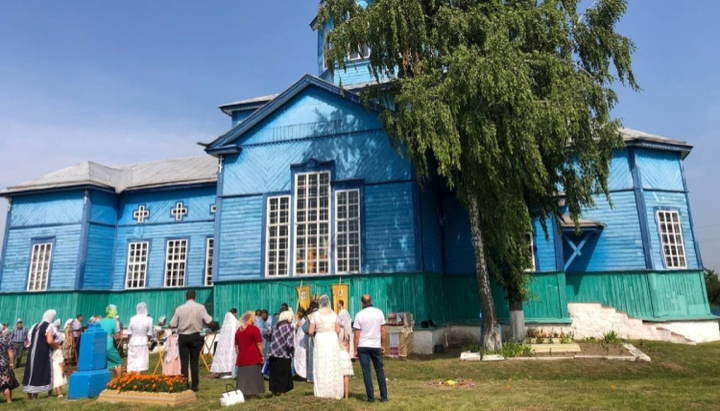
[205,74,376,154]
[218,94,279,116]
[2,157,217,196]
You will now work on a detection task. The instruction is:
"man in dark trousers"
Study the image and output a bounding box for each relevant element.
[10,319,28,368]
[170,290,213,391]
[353,294,389,403]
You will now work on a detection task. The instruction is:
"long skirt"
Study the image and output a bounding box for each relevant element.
[106,338,123,369]
[235,364,265,396]
[127,343,149,372]
[269,357,293,393]
[52,349,66,389]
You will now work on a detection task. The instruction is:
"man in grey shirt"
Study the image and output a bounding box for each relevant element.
[170,290,213,391]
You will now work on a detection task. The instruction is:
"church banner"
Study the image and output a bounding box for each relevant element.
[332,283,349,314]
[296,285,311,311]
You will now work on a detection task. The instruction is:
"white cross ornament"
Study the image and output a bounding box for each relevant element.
[171,202,188,222]
[133,205,150,224]
[210,204,217,214]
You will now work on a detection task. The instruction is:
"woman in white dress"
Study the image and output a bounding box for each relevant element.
[210,309,239,378]
[293,308,308,380]
[127,302,153,373]
[307,295,343,400]
[338,307,354,399]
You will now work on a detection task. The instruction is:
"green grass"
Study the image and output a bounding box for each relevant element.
[9,341,720,410]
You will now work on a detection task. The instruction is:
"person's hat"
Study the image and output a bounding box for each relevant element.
[16,318,22,324]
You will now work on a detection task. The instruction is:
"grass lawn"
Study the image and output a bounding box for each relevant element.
[8,340,720,411]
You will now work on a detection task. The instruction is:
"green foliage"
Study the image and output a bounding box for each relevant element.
[465,341,482,353]
[319,0,638,343]
[704,268,720,307]
[601,330,621,346]
[560,332,575,344]
[484,341,534,357]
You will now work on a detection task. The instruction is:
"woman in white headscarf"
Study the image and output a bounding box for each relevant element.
[127,303,153,373]
[210,309,239,378]
[22,310,59,399]
[307,295,343,400]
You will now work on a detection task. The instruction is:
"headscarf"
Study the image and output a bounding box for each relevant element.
[239,311,256,330]
[318,294,333,315]
[53,319,61,328]
[136,302,149,317]
[42,309,57,324]
[158,316,166,326]
[64,319,74,331]
[106,305,118,319]
[278,308,294,324]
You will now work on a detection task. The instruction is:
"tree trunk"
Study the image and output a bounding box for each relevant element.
[510,299,526,342]
[468,197,502,350]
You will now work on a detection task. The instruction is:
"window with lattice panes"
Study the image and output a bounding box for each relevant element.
[336,189,361,274]
[27,242,52,291]
[524,232,536,272]
[294,171,330,275]
[266,196,290,277]
[657,210,687,269]
[164,239,187,287]
[205,238,214,286]
[125,242,149,289]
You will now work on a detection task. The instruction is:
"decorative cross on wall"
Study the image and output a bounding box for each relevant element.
[210,204,217,214]
[133,205,150,224]
[171,202,188,222]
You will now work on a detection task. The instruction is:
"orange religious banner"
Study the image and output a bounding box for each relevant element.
[332,282,349,314]
[296,285,311,310]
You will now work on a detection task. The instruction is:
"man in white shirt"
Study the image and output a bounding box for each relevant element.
[353,294,388,403]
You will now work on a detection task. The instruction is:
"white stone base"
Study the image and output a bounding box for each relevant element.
[535,303,720,344]
[410,326,481,354]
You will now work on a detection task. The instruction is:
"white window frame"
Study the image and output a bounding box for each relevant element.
[125,241,149,289]
[293,171,331,276]
[163,239,188,288]
[525,232,536,272]
[266,196,291,278]
[27,242,52,291]
[335,189,361,274]
[204,238,214,286]
[657,210,687,269]
[348,45,371,62]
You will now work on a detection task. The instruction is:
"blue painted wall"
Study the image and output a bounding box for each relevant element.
[644,191,700,269]
[232,110,256,127]
[607,149,634,190]
[563,191,646,272]
[82,224,116,290]
[234,87,382,147]
[112,221,215,290]
[9,191,84,227]
[364,182,416,273]
[421,186,443,274]
[117,187,216,226]
[217,196,263,281]
[442,195,558,275]
[1,225,81,291]
[90,190,118,225]
[112,186,216,290]
[636,148,684,191]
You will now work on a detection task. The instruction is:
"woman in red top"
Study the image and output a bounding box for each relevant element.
[234,311,265,398]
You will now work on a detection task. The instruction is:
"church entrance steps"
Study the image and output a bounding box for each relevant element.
[564,302,720,344]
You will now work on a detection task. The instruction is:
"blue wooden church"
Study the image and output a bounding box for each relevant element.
[1,6,716,343]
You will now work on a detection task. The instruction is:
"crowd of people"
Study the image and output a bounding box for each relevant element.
[0,290,389,404]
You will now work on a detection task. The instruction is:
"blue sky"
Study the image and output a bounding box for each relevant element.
[0,1,718,271]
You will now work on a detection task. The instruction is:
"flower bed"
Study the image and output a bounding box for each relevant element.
[97,374,196,406]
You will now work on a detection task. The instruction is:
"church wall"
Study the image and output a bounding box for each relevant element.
[441,195,558,274]
[420,185,443,274]
[217,195,263,281]
[89,190,118,225]
[112,220,215,290]
[0,224,81,291]
[644,191,700,270]
[238,88,382,147]
[81,223,116,290]
[117,186,216,226]
[9,191,84,227]
[563,191,646,272]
